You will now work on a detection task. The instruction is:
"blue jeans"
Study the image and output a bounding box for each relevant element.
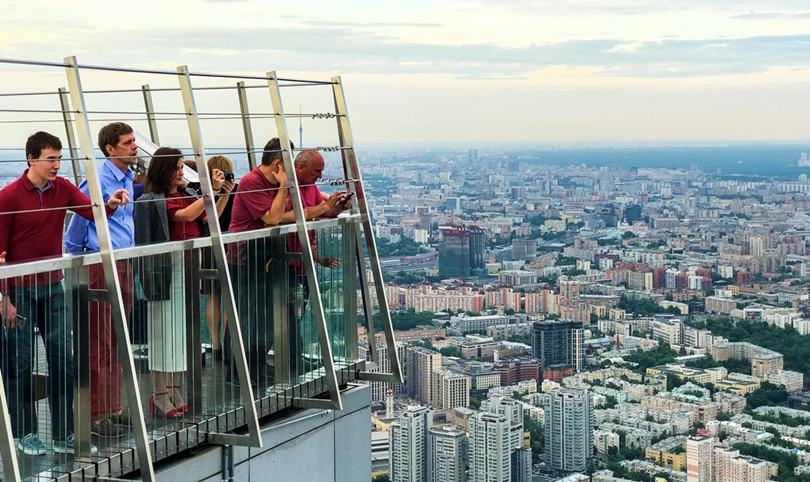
[2,282,74,441]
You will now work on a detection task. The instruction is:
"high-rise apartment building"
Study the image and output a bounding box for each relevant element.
[428,425,467,482]
[511,447,532,482]
[713,447,770,482]
[435,369,472,409]
[483,395,524,451]
[686,436,714,482]
[407,346,442,405]
[362,342,408,402]
[439,226,485,278]
[469,412,511,482]
[532,320,584,377]
[391,406,433,482]
[558,278,581,307]
[542,387,594,474]
[511,238,537,261]
[468,148,479,165]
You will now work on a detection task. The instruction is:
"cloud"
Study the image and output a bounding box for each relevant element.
[455,0,810,16]
[3,24,810,79]
[305,20,444,28]
[731,11,810,19]
[451,0,672,15]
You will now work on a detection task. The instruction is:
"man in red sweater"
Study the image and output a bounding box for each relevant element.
[0,131,128,456]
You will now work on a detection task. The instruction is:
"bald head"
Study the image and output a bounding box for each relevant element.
[295,150,325,185]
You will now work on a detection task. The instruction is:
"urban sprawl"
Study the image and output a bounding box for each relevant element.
[365,148,810,482]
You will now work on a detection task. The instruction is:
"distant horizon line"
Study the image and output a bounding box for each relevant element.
[0,139,808,151]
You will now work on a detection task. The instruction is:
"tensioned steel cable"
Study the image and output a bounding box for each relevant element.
[0,146,352,163]
[0,82,330,98]
[0,58,337,84]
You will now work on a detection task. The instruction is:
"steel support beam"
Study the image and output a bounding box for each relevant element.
[331,76,403,384]
[267,71,342,410]
[64,55,156,482]
[141,84,160,145]
[58,87,82,185]
[236,81,257,170]
[0,368,20,482]
[176,65,262,447]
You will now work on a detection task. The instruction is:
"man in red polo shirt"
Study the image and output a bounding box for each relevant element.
[284,149,351,378]
[226,137,292,386]
[0,131,128,456]
[226,141,347,386]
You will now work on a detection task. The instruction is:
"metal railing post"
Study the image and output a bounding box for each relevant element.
[58,87,82,185]
[236,81,257,170]
[342,223,359,361]
[63,55,156,482]
[67,266,92,458]
[141,84,160,145]
[0,369,21,482]
[176,65,262,447]
[331,76,403,384]
[267,71,343,410]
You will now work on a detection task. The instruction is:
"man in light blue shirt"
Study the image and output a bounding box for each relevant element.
[64,122,137,437]
[64,160,134,253]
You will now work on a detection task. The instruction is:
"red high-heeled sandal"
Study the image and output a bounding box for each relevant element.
[150,392,183,418]
[167,386,189,414]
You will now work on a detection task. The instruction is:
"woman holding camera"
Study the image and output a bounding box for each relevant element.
[201,155,237,361]
[139,147,232,417]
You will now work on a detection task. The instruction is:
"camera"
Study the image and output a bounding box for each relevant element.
[224,172,235,182]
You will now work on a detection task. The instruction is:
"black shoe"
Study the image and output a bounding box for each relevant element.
[91,417,125,438]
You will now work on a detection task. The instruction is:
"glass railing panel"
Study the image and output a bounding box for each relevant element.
[126,241,243,450]
[0,215,366,480]
[72,261,139,474]
[314,222,357,371]
[222,235,277,400]
[0,265,92,480]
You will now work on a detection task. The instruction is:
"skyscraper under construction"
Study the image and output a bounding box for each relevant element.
[438,225,485,278]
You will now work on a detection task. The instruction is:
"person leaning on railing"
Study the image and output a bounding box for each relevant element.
[135,147,230,418]
[225,137,291,387]
[284,149,352,378]
[0,131,128,456]
[64,121,138,439]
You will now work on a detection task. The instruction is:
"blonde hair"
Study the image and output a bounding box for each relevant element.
[207,155,233,178]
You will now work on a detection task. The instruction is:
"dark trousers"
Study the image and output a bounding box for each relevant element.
[228,260,272,386]
[288,267,310,381]
[3,282,74,440]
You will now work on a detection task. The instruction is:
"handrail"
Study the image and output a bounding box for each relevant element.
[0,214,360,279]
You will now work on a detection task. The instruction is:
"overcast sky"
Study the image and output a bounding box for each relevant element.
[1,0,810,145]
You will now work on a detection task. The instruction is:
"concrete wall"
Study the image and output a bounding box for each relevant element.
[154,384,372,482]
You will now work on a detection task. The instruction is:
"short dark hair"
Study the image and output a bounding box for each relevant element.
[260,137,294,166]
[97,122,133,158]
[144,147,183,195]
[25,131,62,160]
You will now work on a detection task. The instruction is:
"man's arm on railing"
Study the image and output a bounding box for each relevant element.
[260,170,289,226]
